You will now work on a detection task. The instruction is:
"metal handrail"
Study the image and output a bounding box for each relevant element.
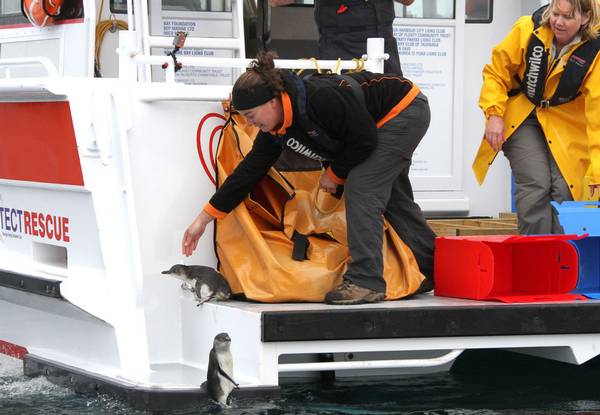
[131,55,368,72]
[0,57,59,79]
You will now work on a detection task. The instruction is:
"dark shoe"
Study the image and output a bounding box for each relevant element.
[325,279,386,305]
[400,277,435,300]
[416,277,435,294]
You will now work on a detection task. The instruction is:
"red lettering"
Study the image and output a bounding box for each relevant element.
[46,215,53,240]
[38,212,46,238]
[62,218,69,242]
[17,210,69,242]
[31,212,38,237]
[54,217,62,241]
[24,211,31,234]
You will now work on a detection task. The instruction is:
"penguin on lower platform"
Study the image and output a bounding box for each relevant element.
[162,264,232,306]
[202,332,239,407]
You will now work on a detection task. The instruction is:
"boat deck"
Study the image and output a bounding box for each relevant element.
[219,291,600,341]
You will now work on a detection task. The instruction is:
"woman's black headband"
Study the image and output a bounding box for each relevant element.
[231,84,275,111]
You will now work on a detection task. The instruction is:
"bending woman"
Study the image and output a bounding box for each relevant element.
[473,0,600,234]
[182,51,436,305]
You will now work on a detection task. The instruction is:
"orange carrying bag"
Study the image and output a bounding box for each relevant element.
[214,103,426,303]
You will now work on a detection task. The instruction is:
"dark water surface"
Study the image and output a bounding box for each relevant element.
[2,350,600,415]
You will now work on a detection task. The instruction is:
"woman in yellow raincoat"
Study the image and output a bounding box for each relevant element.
[472,0,600,234]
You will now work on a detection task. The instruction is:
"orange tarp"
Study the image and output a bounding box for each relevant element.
[215,104,425,302]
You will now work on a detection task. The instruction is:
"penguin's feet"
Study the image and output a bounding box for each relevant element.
[196,295,213,306]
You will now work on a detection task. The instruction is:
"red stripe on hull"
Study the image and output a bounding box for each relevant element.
[0,101,84,186]
[0,340,28,359]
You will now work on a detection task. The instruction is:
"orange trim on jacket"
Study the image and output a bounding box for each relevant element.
[326,166,346,185]
[376,83,420,129]
[204,203,227,220]
[270,91,294,136]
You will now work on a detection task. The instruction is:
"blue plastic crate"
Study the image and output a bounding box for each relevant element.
[553,201,600,298]
[552,201,600,236]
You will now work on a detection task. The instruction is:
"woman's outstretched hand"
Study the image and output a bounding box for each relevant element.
[182,210,216,257]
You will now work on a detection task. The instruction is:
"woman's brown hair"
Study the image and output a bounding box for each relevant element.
[233,50,285,98]
[540,0,600,41]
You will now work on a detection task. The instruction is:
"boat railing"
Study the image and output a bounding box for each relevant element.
[118,32,388,102]
[0,57,59,78]
[0,41,386,105]
[0,57,63,95]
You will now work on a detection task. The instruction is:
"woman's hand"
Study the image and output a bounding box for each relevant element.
[182,210,216,257]
[590,184,600,198]
[484,115,506,152]
[319,171,338,194]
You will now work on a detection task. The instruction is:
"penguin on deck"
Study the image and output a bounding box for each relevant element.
[202,332,239,407]
[162,264,232,306]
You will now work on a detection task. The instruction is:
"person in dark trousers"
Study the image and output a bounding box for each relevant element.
[269,0,414,74]
[182,50,435,305]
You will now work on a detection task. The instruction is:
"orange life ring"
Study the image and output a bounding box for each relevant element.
[23,0,64,27]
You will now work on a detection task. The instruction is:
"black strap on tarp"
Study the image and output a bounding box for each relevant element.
[292,231,310,261]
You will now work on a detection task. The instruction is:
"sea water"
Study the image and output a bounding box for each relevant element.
[2,350,600,415]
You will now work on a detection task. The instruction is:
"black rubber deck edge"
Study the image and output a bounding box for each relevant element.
[23,354,281,412]
[0,270,62,298]
[261,301,600,342]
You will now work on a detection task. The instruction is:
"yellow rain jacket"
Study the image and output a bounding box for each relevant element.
[213,103,426,303]
[472,13,600,200]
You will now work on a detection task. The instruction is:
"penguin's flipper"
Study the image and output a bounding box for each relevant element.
[218,365,239,387]
[181,282,194,292]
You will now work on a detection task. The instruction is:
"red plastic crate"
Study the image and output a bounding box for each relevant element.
[434,234,587,303]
